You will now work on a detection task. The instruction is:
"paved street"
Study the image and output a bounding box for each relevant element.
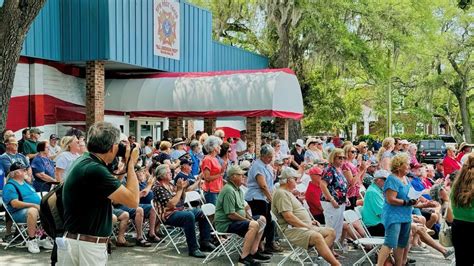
[1,234,453,265]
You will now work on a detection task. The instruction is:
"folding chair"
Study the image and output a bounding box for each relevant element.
[354,205,363,218]
[201,203,243,266]
[151,200,185,254]
[2,202,29,250]
[343,210,384,266]
[270,211,314,266]
[184,191,203,209]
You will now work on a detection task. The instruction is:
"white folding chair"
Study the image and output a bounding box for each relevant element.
[184,191,203,209]
[2,202,30,250]
[151,200,185,254]
[201,203,243,266]
[270,211,314,266]
[343,210,384,266]
[354,205,363,218]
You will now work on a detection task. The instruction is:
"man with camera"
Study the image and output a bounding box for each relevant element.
[59,122,140,265]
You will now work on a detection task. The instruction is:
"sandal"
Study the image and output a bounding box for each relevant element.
[115,240,135,247]
[136,238,152,247]
[147,235,162,243]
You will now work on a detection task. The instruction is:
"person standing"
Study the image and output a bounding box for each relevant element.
[17,128,30,155]
[376,153,415,266]
[320,148,348,243]
[23,127,43,160]
[236,130,248,160]
[59,122,140,265]
[245,144,280,253]
[443,146,462,177]
[201,136,225,205]
[449,154,474,266]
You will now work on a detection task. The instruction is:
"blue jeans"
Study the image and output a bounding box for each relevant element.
[165,209,211,253]
[204,192,218,205]
[384,222,411,248]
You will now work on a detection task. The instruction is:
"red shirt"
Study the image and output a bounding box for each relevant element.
[443,156,461,177]
[305,182,323,216]
[456,152,465,163]
[200,155,223,193]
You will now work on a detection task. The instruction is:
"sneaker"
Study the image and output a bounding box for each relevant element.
[238,255,261,266]
[38,237,54,250]
[409,245,429,254]
[26,238,40,254]
[251,252,271,262]
[444,249,455,259]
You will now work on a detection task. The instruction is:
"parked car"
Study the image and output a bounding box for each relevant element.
[417,140,446,163]
[439,134,457,150]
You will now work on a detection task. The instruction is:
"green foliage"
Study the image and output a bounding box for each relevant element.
[392,134,441,143]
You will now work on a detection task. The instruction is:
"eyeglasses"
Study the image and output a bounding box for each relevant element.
[362,146,368,149]
[336,156,346,160]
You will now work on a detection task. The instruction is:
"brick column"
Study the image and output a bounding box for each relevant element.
[246,117,261,156]
[168,117,184,139]
[203,118,216,135]
[274,117,289,142]
[185,120,195,139]
[85,61,105,131]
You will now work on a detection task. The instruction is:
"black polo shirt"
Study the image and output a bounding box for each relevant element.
[63,153,121,237]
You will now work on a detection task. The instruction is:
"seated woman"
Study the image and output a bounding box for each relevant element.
[31,141,56,192]
[152,164,215,258]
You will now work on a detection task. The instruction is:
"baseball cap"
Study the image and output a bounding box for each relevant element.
[50,134,59,140]
[279,167,300,180]
[227,165,246,177]
[239,160,251,171]
[308,166,323,176]
[179,158,193,165]
[10,161,27,173]
[30,127,43,134]
[373,170,390,180]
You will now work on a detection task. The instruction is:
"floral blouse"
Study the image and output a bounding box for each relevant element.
[321,165,348,205]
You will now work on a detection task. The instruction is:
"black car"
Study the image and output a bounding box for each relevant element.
[417,140,446,163]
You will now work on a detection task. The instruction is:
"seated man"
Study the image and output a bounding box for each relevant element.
[272,168,340,266]
[215,165,270,265]
[113,204,152,247]
[305,166,325,224]
[112,208,134,247]
[173,158,196,186]
[152,164,215,258]
[2,162,53,253]
[361,170,454,259]
[361,170,389,236]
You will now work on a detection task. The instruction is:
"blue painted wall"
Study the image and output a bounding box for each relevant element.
[212,41,269,71]
[17,0,268,72]
[21,0,62,61]
[107,0,213,72]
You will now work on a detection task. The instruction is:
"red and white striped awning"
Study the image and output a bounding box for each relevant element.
[105,68,303,120]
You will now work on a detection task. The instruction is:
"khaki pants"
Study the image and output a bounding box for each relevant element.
[56,237,108,266]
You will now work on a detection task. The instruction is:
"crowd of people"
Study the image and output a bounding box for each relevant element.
[0,124,473,266]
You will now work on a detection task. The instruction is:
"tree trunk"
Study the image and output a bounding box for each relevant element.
[0,0,47,132]
[457,89,472,142]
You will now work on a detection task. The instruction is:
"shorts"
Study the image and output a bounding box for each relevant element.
[116,204,152,218]
[285,225,325,249]
[384,222,411,248]
[227,215,261,237]
[367,223,385,237]
[11,208,29,223]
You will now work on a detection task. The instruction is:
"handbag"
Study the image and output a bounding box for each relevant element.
[439,209,453,247]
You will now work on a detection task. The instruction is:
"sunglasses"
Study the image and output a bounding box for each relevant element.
[350,150,357,154]
[362,146,368,149]
[336,156,346,160]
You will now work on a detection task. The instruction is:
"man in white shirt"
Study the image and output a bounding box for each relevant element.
[236,130,247,159]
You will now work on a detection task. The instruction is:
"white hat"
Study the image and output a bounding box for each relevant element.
[374,170,391,180]
[293,139,305,147]
[279,167,300,182]
[239,160,251,171]
[400,139,410,145]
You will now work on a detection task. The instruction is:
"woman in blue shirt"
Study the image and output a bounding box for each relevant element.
[31,141,56,192]
[377,153,416,266]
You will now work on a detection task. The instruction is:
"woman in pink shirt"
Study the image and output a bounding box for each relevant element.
[342,144,369,210]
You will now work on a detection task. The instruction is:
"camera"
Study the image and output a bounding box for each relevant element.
[116,142,136,158]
